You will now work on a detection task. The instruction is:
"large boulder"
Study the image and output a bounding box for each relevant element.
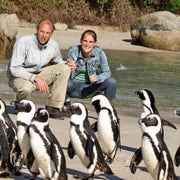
[0,14,19,60]
[130,11,180,51]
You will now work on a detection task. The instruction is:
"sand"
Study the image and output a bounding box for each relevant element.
[1,26,180,179]
[17,26,167,52]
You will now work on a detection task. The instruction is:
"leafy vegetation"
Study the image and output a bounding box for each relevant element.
[0,0,179,31]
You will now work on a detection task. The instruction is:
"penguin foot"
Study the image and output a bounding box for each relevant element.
[0,172,10,177]
[13,170,22,176]
[174,146,180,167]
[30,177,36,180]
[130,162,137,174]
[12,165,22,176]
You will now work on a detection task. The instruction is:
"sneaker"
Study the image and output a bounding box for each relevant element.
[63,101,71,110]
[45,106,64,120]
[62,101,71,117]
[10,100,20,114]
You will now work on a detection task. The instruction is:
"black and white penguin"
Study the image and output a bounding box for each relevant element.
[174,146,180,167]
[0,98,21,177]
[135,89,176,129]
[139,113,177,179]
[29,108,67,180]
[16,100,36,157]
[67,102,113,179]
[91,94,120,163]
[130,89,176,174]
[15,99,39,178]
[174,109,180,116]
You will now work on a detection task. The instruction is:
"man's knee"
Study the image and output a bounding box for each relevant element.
[57,64,71,75]
[16,88,33,101]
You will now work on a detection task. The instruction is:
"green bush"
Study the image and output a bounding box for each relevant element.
[0,0,179,31]
[170,0,180,10]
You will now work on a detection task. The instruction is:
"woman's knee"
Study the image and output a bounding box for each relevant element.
[106,77,117,88]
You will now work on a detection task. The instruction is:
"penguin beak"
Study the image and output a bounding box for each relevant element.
[135,90,140,95]
[135,90,145,100]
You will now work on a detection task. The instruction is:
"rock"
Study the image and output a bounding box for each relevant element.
[0,13,19,60]
[54,23,68,31]
[174,109,180,116]
[19,19,36,28]
[130,11,180,51]
[72,24,120,32]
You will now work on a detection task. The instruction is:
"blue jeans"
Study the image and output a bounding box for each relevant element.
[67,77,116,100]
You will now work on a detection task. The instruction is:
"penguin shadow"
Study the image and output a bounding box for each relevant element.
[66,168,87,179]
[12,171,43,180]
[67,168,124,180]
[122,39,132,43]
[122,39,143,46]
[121,145,138,153]
[127,166,148,174]
[94,173,125,180]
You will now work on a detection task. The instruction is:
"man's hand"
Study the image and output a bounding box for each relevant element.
[66,59,77,71]
[34,76,49,94]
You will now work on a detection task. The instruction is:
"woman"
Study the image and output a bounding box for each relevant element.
[66,29,116,102]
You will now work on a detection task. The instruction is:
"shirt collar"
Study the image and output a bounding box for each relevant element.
[35,34,47,50]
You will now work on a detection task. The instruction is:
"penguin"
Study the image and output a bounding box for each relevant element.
[138,113,177,179]
[174,146,180,167]
[28,108,67,180]
[130,88,176,174]
[0,98,21,177]
[91,94,121,163]
[174,109,180,116]
[15,99,39,178]
[67,102,113,179]
[135,89,176,129]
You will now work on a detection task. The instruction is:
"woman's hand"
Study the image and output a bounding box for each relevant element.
[89,74,98,83]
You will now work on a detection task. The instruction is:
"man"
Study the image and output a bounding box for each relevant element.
[7,18,71,120]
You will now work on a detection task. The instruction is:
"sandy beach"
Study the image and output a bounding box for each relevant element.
[1,26,180,179]
[17,25,168,53]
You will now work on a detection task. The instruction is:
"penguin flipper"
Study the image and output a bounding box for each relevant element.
[86,135,94,164]
[26,149,35,170]
[26,149,40,176]
[130,147,142,174]
[51,143,61,172]
[9,138,22,166]
[158,150,177,179]
[67,141,75,159]
[7,126,16,146]
[161,118,177,130]
[174,146,180,167]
